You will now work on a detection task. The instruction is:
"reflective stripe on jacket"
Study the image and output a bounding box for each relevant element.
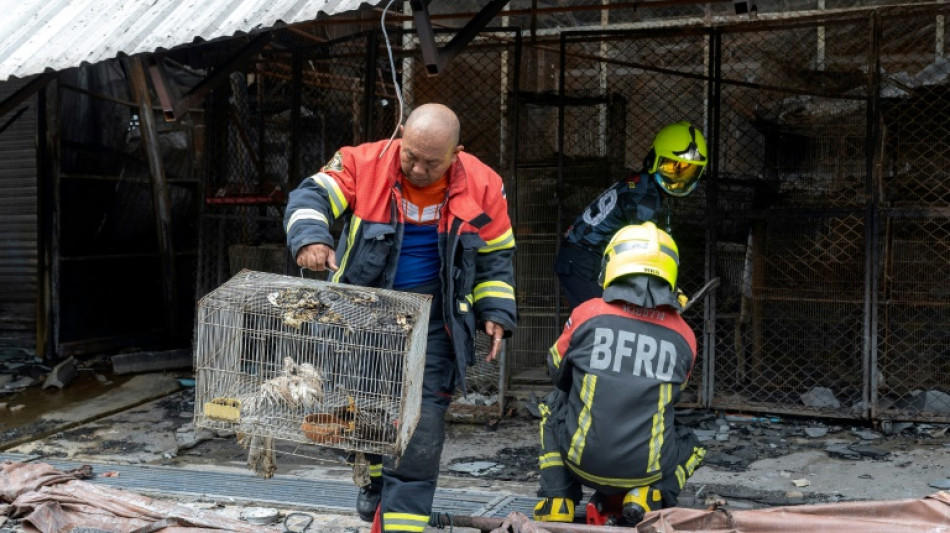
[546,298,696,486]
[285,139,517,382]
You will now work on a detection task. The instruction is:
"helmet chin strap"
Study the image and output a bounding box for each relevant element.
[664,196,673,236]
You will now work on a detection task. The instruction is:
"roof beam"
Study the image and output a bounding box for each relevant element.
[147,34,270,122]
[0,72,56,120]
[409,0,511,75]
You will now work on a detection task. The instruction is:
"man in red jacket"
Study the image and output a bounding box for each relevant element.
[285,103,517,533]
[534,221,705,526]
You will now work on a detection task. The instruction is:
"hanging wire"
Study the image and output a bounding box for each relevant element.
[379,0,406,159]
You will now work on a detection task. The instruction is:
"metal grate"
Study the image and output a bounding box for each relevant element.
[193,270,430,457]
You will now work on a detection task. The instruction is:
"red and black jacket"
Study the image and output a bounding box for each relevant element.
[285,139,517,381]
[546,298,696,488]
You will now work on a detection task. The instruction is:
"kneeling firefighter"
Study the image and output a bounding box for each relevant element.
[534,221,707,526]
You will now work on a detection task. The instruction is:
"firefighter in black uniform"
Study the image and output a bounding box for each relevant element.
[535,221,707,526]
[555,121,708,309]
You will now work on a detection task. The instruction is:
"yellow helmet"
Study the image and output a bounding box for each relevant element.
[648,121,708,197]
[602,222,679,290]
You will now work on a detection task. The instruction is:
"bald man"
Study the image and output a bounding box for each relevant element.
[285,103,517,533]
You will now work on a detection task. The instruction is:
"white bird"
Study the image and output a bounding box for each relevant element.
[237,356,326,478]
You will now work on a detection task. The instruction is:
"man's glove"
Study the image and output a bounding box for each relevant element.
[677,288,689,309]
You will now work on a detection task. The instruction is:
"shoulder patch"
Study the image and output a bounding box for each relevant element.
[625,174,641,188]
[323,151,344,173]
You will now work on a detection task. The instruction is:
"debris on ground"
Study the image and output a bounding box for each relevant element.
[42,357,77,390]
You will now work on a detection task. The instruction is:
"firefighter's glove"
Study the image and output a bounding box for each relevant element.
[677,288,689,310]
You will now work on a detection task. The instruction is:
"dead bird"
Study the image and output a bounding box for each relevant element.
[237,432,277,479]
[245,356,325,412]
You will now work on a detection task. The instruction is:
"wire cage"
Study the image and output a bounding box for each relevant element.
[193,270,431,457]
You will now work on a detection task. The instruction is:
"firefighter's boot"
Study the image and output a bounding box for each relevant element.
[533,497,575,522]
[356,481,381,522]
[622,486,661,525]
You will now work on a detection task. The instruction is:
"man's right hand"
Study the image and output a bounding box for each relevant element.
[296,243,339,272]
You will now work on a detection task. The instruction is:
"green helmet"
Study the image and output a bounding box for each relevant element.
[648,121,708,197]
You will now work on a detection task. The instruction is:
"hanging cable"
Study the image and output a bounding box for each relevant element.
[378,0,406,158]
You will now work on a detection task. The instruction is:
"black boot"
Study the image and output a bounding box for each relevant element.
[356,482,381,522]
[622,486,661,525]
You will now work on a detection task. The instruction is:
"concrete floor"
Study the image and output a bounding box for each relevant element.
[2,372,949,532]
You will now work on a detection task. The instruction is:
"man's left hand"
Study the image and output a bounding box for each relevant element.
[484,321,506,363]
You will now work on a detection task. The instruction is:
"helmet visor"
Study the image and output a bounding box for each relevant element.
[657,156,703,185]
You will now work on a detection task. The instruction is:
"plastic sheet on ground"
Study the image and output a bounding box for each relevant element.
[488,492,950,533]
[1,461,280,533]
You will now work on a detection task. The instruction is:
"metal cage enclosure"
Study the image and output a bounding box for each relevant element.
[193,270,431,457]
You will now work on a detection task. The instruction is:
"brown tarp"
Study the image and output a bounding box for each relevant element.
[633,491,950,533]
[1,461,280,533]
[479,492,950,533]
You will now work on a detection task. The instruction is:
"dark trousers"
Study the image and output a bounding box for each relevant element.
[363,279,456,532]
[537,392,706,508]
[554,240,604,310]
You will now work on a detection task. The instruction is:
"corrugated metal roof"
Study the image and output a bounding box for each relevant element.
[0,0,380,82]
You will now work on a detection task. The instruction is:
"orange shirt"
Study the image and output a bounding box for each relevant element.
[394,175,448,288]
[400,175,448,225]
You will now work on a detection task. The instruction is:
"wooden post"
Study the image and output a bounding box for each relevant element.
[750,219,766,383]
[36,81,59,363]
[127,56,179,340]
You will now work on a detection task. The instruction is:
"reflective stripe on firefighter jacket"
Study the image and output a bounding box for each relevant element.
[546,298,696,487]
[284,139,517,384]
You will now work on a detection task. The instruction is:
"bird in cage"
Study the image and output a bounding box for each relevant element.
[236,356,326,478]
[268,287,331,328]
[237,432,277,479]
[240,356,326,415]
[352,404,397,443]
[267,287,357,333]
[267,285,414,334]
[376,311,415,332]
[197,272,430,480]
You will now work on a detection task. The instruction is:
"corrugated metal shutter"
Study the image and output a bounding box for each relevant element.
[0,78,37,352]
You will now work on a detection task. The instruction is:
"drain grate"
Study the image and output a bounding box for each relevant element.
[1,454,537,517]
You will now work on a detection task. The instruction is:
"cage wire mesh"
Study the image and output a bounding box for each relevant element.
[508,95,560,378]
[194,270,430,458]
[873,8,950,420]
[708,6,950,421]
[711,17,872,417]
[508,92,625,376]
